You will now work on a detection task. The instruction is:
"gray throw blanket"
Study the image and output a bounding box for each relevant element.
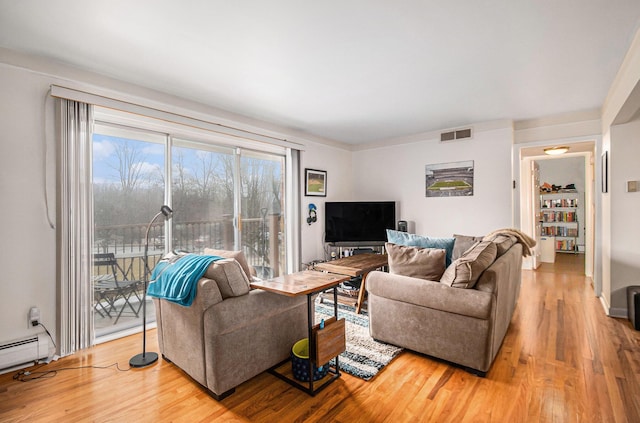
[483,228,537,257]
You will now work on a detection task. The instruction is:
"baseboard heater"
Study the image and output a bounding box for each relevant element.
[0,334,49,372]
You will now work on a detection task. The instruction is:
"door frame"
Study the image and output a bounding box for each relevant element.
[514,139,597,290]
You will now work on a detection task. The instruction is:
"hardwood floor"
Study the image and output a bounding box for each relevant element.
[1,254,639,422]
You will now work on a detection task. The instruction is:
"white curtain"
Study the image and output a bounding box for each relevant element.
[58,99,94,355]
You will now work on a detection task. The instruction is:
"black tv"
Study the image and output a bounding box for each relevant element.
[324,201,396,245]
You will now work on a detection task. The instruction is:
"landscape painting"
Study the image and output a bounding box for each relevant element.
[305,168,327,197]
[425,160,474,197]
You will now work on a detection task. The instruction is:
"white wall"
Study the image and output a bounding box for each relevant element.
[601,27,640,316]
[0,55,352,348]
[351,125,514,238]
[609,119,640,314]
[0,65,58,344]
[299,144,352,264]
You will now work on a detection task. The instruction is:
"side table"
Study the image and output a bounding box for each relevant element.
[250,270,349,395]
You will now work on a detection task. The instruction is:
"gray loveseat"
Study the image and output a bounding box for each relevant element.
[153,254,307,400]
[366,236,524,375]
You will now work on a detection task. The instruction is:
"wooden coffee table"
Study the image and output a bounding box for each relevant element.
[313,253,388,314]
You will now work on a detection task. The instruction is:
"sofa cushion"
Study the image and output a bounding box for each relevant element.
[440,241,497,289]
[386,242,446,281]
[203,248,253,280]
[203,258,250,299]
[387,229,455,266]
[483,234,517,257]
[452,234,484,260]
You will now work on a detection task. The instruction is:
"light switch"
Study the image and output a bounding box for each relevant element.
[627,180,638,192]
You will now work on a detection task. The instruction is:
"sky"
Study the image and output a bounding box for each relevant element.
[92,133,165,186]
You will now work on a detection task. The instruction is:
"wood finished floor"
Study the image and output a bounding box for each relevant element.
[1,254,639,422]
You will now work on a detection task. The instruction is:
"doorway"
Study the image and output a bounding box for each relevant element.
[519,141,595,282]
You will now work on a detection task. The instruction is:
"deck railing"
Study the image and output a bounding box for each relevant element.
[94,215,284,280]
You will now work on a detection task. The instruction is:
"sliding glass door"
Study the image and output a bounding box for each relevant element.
[92,123,167,338]
[171,141,287,277]
[239,151,285,278]
[171,140,236,253]
[91,117,289,340]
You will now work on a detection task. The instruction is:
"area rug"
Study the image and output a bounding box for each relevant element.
[314,300,403,381]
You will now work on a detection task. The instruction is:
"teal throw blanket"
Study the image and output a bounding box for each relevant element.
[147,254,223,306]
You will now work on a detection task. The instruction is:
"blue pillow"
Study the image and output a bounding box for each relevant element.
[386,229,455,267]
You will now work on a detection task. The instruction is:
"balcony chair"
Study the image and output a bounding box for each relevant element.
[93,253,143,324]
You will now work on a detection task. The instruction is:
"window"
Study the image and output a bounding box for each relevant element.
[92,123,167,338]
[170,142,287,276]
[91,109,294,340]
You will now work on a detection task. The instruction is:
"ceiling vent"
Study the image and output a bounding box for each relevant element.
[440,128,473,142]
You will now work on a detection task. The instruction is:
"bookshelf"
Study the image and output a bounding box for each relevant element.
[540,190,580,253]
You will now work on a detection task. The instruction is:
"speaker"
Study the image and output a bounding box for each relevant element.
[397,220,408,232]
[628,286,640,331]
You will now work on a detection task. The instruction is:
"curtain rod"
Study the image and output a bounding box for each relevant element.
[50,85,304,151]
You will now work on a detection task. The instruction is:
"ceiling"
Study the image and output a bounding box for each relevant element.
[1,1,640,145]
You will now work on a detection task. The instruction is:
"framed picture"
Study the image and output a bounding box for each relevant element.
[305,168,327,197]
[425,160,474,197]
[602,151,608,193]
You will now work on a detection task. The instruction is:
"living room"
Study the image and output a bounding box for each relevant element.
[1,2,640,421]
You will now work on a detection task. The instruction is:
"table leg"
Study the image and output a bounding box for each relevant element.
[355,271,370,314]
[307,293,314,393]
[334,286,340,374]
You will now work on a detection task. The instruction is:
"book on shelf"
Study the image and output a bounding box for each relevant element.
[541,198,579,208]
[540,226,579,237]
[556,239,576,251]
[541,211,576,222]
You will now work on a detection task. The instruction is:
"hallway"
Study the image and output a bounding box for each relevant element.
[536,251,587,275]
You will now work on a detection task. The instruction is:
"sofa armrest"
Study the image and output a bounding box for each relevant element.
[191,278,224,311]
[205,289,306,335]
[367,271,493,320]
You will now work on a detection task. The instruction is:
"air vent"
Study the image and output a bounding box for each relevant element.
[455,128,472,139]
[440,127,473,142]
[440,131,455,141]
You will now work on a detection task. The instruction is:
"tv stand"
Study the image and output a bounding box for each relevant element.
[326,244,386,260]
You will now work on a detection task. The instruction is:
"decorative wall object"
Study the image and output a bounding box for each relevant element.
[305,168,327,197]
[602,151,608,193]
[425,160,474,197]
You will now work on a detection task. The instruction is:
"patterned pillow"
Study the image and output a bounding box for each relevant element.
[440,241,497,289]
[386,242,446,281]
[386,229,455,266]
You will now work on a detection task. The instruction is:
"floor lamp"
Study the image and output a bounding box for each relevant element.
[129,205,173,368]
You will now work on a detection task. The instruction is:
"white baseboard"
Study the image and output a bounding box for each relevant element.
[599,295,610,315]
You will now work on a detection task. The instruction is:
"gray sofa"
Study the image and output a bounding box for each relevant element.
[366,238,523,375]
[153,257,307,400]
